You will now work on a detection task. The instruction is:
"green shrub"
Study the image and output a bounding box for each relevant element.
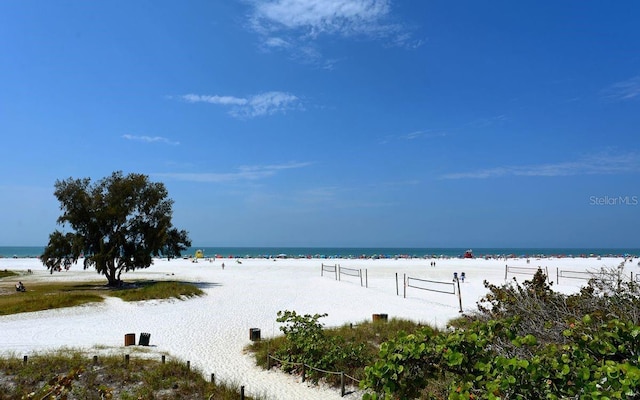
[361,265,640,399]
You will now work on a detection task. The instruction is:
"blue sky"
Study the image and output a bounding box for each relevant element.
[1,1,639,248]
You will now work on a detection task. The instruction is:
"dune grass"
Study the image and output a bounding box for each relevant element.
[0,269,19,279]
[0,281,106,316]
[109,281,204,302]
[248,317,429,385]
[0,349,258,400]
[0,276,204,316]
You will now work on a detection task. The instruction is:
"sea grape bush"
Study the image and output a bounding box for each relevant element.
[361,316,640,399]
[265,266,640,398]
[275,310,327,370]
[274,310,369,383]
[361,266,640,399]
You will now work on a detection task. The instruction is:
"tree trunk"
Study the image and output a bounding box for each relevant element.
[106,261,119,287]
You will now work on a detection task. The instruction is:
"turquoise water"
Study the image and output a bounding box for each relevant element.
[1,246,638,259]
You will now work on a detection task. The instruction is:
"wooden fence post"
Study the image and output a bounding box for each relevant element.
[161,355,166,364]
[302,364,306,382]
[241,385,245,400]
[457,278,463,313]
[396,273,398,296]
[340,372,345,397]
[210,373,215,383]
[23,355,27,365]
[403,273,406,298]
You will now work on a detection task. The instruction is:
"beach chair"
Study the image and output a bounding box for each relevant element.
[139,332,151,346]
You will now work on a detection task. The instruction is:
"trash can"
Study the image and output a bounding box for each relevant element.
[373,313,388,322]
[139,332,151,346]
[124,333,136,346]
[249,328,261,341]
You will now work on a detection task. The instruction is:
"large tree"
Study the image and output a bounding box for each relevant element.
[41,171,191,286]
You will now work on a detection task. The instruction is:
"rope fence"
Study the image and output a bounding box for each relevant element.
[505,265,550,282]
[338,265,368,287]
[321,263,338,280]
[322,264,369,288]
[557,268,631,286]
[556,268,593,284]
[402,273,463,312]
[266,353,360,397]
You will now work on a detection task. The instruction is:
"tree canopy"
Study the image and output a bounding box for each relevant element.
[41,171,191,286]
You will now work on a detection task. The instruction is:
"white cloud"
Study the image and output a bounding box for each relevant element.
[401,130,447,140]
[122,134,180,145]
[264,36,292,48]
[440,152,640,179]
[154,162,312,183]
[180,91,301,118]
[602,75,640,101]
[251,0,392,37]
[248,0,420,66]
[181,94,248,106]
[378,129,446,144]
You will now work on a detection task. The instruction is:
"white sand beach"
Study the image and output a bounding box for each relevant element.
[0,255,633,399]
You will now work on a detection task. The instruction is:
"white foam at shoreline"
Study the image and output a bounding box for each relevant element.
[0,256,633,399]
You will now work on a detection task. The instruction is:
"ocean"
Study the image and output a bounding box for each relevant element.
[1,246,638,259]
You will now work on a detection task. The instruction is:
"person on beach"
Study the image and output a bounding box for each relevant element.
[222,262,225,270]
[15,282,25,292]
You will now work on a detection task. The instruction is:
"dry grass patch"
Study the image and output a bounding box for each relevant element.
[0,349,258,400]
[0,276,204,316]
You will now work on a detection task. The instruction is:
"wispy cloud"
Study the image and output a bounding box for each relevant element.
[154,162,312,183]
[122,134,180,145]
[179,91,302,118]
[468,114,509,128]
[248,0,421,66]
[264,36,291,49]
[181,94,248,106]
[441,152,640,179]
[602,75,640,101]
[293,185,397,209]
[250,0,393,37]
[379,129,446,144]
[401,130,447,140]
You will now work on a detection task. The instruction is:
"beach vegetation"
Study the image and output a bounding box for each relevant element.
[109,280,204,301]
[0,280,203,315]
[360,265,640,399]
[249,311,426,386]
[0,349,258,399]
[40,171,191,286]
[0,269,19,279]
[250,266,640,398]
